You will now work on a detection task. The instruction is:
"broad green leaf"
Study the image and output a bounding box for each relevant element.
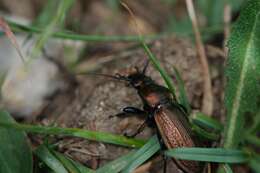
[0,121,145,148]
[0,111,33,173]
[165,147,248,163]
[224,0,260,148]
[34,145,68,173]
[122,136,160,173]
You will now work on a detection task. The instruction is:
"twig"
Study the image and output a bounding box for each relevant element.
[185,0,213,116]
[0,17,26,64]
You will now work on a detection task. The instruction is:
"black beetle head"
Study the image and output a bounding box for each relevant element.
[115,64,152,89]
[90,60,151,88]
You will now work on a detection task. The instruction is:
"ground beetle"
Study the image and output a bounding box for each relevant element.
[97,63,201,173]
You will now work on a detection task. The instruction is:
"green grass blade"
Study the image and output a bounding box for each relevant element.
[122,136,160,173]
[97,136,160,173]
[27,0,74,63]
[245,135,260,146]
[34,145,68,173]
[224,0,260,148]
[53,150,94,173]
[96,151,135,173]
[142,43,176,98]
[54,151,82,173]
[172,66,191,113]
[222,164,233,173]
[249,155,260,173]
[165,148,248,163]
[33,0,59,27]
[7,19,161,42]
[247,110,260,134]
[0,72,6,91]
[192,112,223,132]
[192,124,220,141]
[0,121,145,148]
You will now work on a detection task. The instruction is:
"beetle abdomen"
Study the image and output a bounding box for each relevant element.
[154,107,200,173]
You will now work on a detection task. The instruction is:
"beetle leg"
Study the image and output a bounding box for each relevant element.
[156,131,168,173]
[122,106,146,114]
[163,155,168,173]
[115,106,147,118]
[124,118,148,137]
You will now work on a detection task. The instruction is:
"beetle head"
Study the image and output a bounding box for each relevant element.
[85,60,151,89]
[115,61,152,89]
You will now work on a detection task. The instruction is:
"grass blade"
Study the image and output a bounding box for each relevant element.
[122,136,160,173]
[192,112,223,132]
[7,19,161,42]
[222,164,233,173]
[27,0,74,63]
[97,136,160,173]
[33,0,60,27]
[165,147,248,163]
[96,151,135,173]
[142,43,176,98]
[172,66,191,113]
[249,155,260,173]
[224,0,260,148]
[0,121,145,148]
[245,135,260,146]
[0,17,25,63]
[53,150,94,173]
[34,145,68,173]
[192,124,220,141]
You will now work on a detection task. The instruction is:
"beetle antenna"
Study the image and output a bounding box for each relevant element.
[76,72,129,81]
[142,60,149,74]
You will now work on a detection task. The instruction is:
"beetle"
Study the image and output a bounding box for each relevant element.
[92,63,201,173]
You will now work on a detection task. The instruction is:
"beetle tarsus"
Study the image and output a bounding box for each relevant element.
[163,155,168,173]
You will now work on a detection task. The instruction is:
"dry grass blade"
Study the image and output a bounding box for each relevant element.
[185,0,213,116]
[0,17,25,64]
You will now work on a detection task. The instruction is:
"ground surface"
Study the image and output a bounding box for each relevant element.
[0,1,228,172]
[36,37,225,172]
